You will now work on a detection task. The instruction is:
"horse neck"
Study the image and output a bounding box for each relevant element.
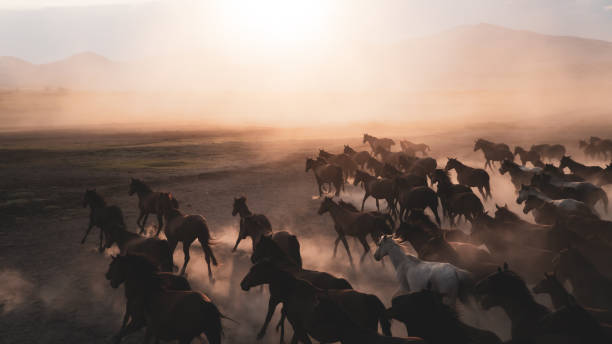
[268,270,303,301]
[327,202,352,222]
[135,188,152,199]
[238,205,252,218]
[451,162,466,172]
[88,195,106,208]
[565,158,583,169]
[386,243,413,270]
[547,283,573,310]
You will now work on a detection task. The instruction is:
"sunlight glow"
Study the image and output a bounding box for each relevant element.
[214,0,333,46]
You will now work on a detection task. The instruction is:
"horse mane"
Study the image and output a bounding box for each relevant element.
[131,178,152,192]
[497,269,536,302]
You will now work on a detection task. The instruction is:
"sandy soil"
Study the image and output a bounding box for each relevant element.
[1,125,611,343]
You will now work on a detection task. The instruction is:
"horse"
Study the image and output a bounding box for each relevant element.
[559,156,604,183]
[106,254,225,344]
[473,139,513,170]
[398,156,437,177]
[105,254,191,343]
[241,260,424,344]
[430,169,477,222]
[82,189,125,252]
[104,223,174,272]
[553,247,612,310]
[522,194,597,225]
[128,178,178,235]
[399,140,430,156]
[498,159,542,190]
[541,163,585,182]
[445,158,491,200]
[514,146,541,166]
[395,185,441,225]
[250,236,351,341]
[531,144,567,161]
[530,173,608,213]
[319,149,358,182]
[386,288,502,344]
[231,196,272,252]
[158,192,217,279]
[364,133,395,153]
[318,197,393,266]
[374,235,473,305]
[353,170,396,214]
[305,157,344,197]
[344,145,370,169]
[366,156,385,177]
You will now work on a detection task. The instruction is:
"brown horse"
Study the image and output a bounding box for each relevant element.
[400,140,430,156]
[82,189,125,252]
[396,185,441,225]
[514,146,541,167]
[128,178,178,235]
[473,139,513,170]
[353,170,396,214]
[104,223,174,272]
[532,144,566,161]
[366,156,385,177]
[231,196,272,252]
[305,157,344,196]
[364,133,395,153]
[106,254,225,344]
[318,197,393,266]
[445,158,491,200]
[241,260,424,344]
[105,254,191,343]
[344,145,371,169]
[319,149,358,181]
[158,193,217,280]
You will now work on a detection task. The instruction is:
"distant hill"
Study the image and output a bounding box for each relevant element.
[2,24,612,91]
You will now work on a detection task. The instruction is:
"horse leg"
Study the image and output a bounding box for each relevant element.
[361,193,369,211]
[180,242,190,276]
[358,235,370,264]
[201,240,218,282]
[477,186,487,200]
[276,308,287,344]
[375,198,380,212]
[140,213,149,235]
[339,235,355,268]
[257,296,280,340]
[154,214,163,237]
[81,221,94,244]
[136,211,145,233]
[333,234,342,257]
[98,227,105,253]
[167,239,179,272]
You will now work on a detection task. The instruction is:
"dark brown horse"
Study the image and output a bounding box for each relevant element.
[395,185,441,225]
[128,178,178,235]
[532,144,566,161]
[559,156,605,183]
[106,254,225,344]
[366,156,385,177]
[514,146,541,166]
[158,192,217,280]
[105,254,191,343]
[318,197,393,266]
[319,149,358,181]
[387,287,502,344]
[430,169,480,225]
[399,140,430,156]
[231,196,272,252]
[104,223,174,272]
[82,189,125,252]
[241,260,424,344]
[344,145,370,169]
[445,158,491,200]
[305,157,344,196]
[250,236,350,341]
[364,133,395,153]
[499,159,542,190]
[353,170,396,214]
[473,139,513,170]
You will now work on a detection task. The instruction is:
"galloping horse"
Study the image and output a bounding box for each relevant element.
[445,158,491,200]
[344,145,371,169]
[82,189,125,252]
[305,157,344,196]
[473,139,513,170]
[514,146,541,167]
[400,140,430,156]
[364,133,395,154]
[128,178,178,235]
[158,192,217,279]
[531,144,566,161]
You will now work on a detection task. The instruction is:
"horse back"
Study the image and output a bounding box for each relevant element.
[271,231,302,269]
[297,269,352,290]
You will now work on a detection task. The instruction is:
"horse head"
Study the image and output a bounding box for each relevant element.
[232,196,247,216]
[474,262,529,310]
[374,234,396,261]
[317,197,334,215]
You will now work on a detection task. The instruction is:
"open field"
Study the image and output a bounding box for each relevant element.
[1,124,612,343]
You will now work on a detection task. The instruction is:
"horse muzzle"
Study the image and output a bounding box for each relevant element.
[240,280,251,291]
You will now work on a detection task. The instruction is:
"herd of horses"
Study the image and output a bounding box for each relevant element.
[81,133,612,343]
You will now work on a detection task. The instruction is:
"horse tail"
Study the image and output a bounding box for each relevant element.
[197,222,218,266]
[369,294,392,337]
[287,234,303,269]
[200,300,224,344]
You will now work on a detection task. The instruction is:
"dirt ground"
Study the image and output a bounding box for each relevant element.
[1,124,611,343]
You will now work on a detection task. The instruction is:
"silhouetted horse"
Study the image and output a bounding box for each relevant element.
[104,223,174,272]
[364,133,395,153]
[344,145,370,169]
[530,173,608,214]
[107,254,225,344]
[82,189,125,252]
[514,146,541,166]
[241,260,422,344]
[473,139,513,170]
[105,254,191,343]
[306,157,344,196]
[231,196,272,252]
[366,156,385,177]
[353,170,396,214]
[445,158,491,200]
[499,159,541,190]
[319,149,358,181]
[387,287,502,344]
[396,185,441,225]
[532,144,566,161]
[399,140,430,156]
[250,236,350,341]
[158,192,217,279]
[318,197,393,266]
[559,156,604,183]
[128,178,178,235]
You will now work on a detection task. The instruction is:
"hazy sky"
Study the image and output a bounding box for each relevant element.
[2,0,612,63]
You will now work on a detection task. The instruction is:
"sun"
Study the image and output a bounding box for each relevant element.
[214,0,333,46]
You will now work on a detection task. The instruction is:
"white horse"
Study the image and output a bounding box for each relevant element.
[373,235,472,305]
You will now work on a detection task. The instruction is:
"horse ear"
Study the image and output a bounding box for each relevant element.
[503,262,509,271]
